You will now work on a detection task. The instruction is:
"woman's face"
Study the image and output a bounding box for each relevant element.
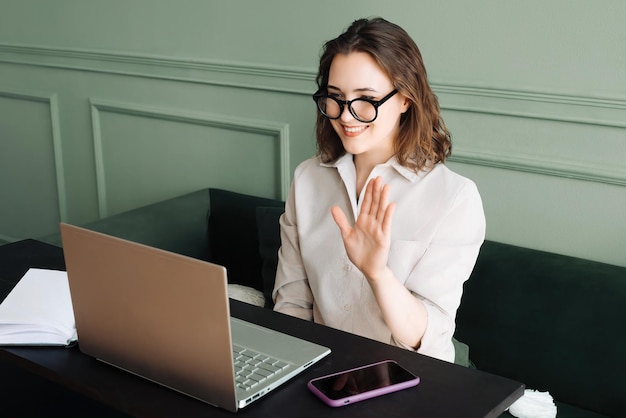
[327,52,410,163]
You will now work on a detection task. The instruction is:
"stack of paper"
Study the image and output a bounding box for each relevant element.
[0,268,77,346]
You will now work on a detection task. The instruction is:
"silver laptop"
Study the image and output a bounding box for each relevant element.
[59,223,330,412]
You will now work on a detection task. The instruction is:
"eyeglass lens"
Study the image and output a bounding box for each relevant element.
[318,98,377,122]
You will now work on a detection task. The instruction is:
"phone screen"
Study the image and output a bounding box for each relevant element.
[309,360,417,400]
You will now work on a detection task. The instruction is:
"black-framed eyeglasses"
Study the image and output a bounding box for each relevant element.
[312,89,398,123]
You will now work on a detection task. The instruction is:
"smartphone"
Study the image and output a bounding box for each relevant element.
[307,360,420,407]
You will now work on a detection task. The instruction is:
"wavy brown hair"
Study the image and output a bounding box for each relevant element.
[315,17,451,172]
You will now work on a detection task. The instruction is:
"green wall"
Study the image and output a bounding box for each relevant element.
[1,1,625,266]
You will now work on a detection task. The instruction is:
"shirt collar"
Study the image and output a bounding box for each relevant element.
[320,153,423,183]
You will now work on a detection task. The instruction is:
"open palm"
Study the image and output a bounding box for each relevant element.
[331,177,396,281]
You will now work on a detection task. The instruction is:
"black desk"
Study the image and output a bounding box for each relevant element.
[0,240,523,417]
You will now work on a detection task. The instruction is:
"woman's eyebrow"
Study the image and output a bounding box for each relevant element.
[327,85,379,93]
[355,87,379,93]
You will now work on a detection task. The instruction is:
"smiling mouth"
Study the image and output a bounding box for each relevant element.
[343,125,368,134]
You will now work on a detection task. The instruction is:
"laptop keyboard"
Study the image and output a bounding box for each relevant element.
[232,343,290,391]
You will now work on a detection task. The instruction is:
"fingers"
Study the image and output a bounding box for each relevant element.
[370,178,382,219]
[360,178,374,216]
[378,181,391,221]
[334,177,395,235]
[382,201,396,235]
[331,205,351,238]
[363,177,390,222]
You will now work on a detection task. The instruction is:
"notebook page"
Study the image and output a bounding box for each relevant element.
[0,268,76,345]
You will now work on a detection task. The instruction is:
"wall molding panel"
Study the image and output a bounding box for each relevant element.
[0,87,68,223]
[0,43,315,94]
[90,99,290,218]
[435,84,626,129]
[449,146,626,187]
[2,43,625,123]
[2,43,625,188]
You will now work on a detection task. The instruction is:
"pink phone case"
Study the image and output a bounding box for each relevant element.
[307,360,420,407]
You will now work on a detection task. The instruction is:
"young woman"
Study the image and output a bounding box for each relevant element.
[272,17,485,364]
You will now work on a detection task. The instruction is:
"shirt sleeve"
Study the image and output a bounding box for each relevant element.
[407,180,486,361]
[272,182,314,321]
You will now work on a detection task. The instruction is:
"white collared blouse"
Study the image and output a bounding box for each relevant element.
[272,154,486,362]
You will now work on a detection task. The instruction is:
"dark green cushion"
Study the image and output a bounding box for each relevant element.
[499,402,608,418]
[500,402,608,418]
[455,240,626,417]
[39,189,211,262]
[256,206,285,308]
[553,402,608,418]
[207,189,283,292]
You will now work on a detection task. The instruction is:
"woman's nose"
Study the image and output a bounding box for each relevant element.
[339,103,355,122]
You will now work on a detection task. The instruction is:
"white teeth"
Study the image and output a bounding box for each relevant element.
[344,126,366,133]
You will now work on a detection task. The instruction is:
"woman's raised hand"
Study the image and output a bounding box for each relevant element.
[331,176,396,282]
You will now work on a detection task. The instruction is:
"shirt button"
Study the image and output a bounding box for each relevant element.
[343,304,351,311]
[343,264,351,272]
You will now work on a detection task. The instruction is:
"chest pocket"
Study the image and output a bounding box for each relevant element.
[388,240,428,284]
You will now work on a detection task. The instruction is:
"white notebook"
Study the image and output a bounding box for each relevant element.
[0,268,77,346]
